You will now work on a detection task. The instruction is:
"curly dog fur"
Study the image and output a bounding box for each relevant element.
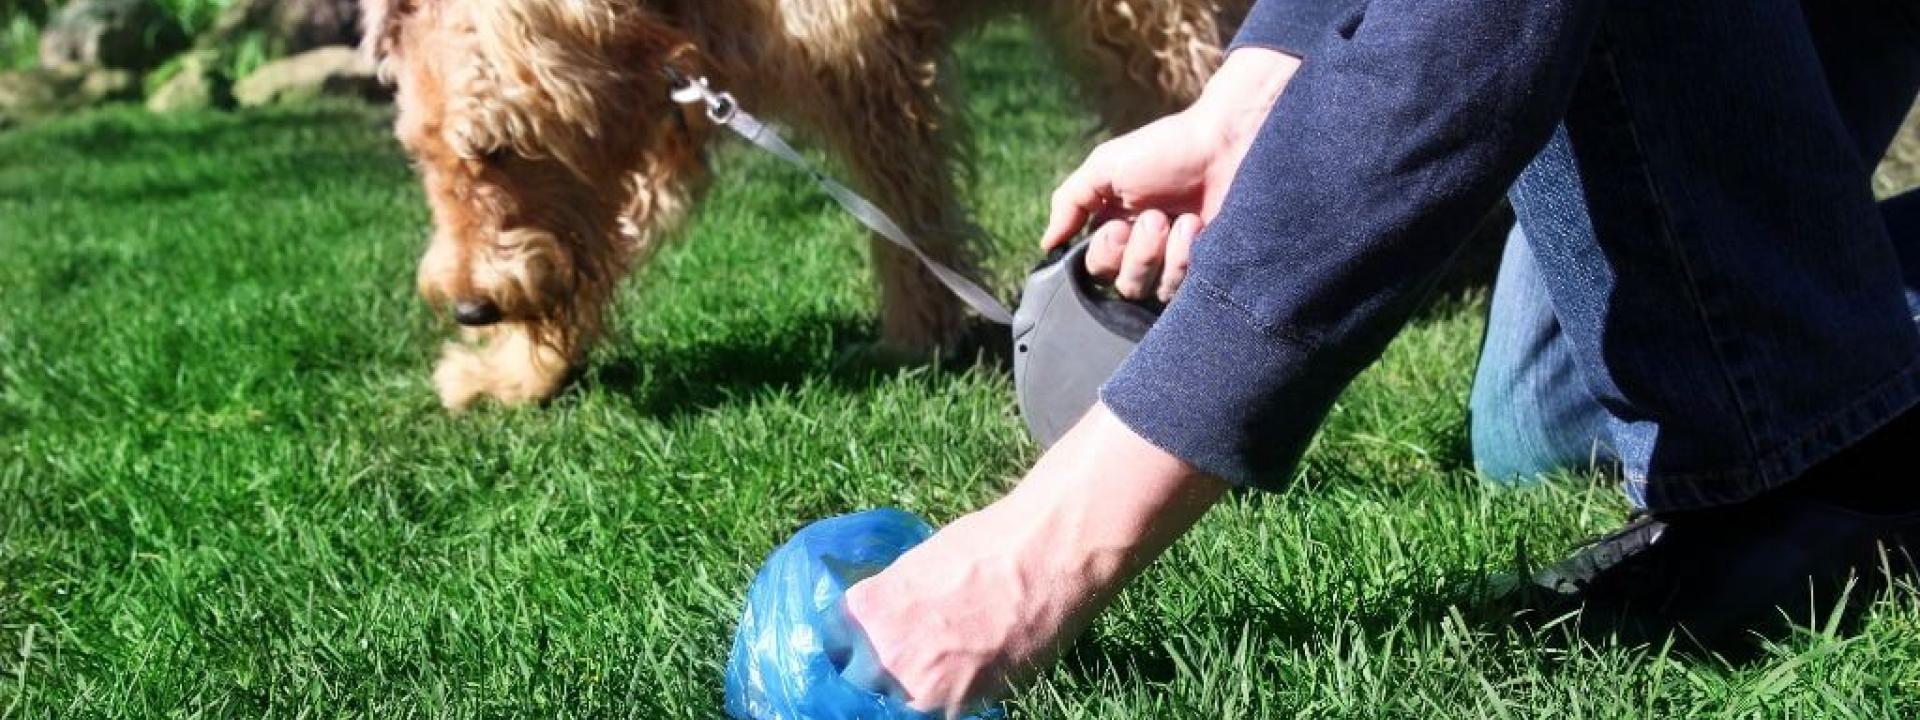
[365,0,1246,411]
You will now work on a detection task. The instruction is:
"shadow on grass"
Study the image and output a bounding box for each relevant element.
[1060,555,1920,692]
[585,314,1013,419]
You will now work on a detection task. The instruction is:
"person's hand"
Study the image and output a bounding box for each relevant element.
[841,406,1228,717]
[1043,48,1301,303]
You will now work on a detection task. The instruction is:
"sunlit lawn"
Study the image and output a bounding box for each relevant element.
[6,23,1920,718]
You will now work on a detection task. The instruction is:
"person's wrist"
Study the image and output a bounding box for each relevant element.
[1191,47,1301,152]
[1204,47,1301,107]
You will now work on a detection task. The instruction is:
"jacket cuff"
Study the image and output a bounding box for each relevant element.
[1100,279,1325,491]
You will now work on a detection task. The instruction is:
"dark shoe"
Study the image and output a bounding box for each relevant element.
[1527,497,1919,649]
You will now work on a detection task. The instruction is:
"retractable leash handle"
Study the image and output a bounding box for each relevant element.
[1012,239,1163,448]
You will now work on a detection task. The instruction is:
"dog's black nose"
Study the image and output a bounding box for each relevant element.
[453,300,503,327]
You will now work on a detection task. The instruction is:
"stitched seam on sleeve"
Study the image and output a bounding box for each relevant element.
[1188,276,1324,350]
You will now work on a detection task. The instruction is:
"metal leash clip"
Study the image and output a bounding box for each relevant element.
[664,66,738,124]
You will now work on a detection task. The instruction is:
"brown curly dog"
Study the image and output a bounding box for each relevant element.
[363,0,1246,411]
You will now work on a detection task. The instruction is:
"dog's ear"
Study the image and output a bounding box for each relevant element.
[360,0,412,82]
[453,2,698,174]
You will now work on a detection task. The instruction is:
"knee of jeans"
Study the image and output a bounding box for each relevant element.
[1470,396,1565,486]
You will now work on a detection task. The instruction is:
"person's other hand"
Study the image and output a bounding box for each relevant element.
[841,406,1227,717]
[1042,48,1301,303]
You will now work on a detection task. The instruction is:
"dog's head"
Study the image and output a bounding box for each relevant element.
[367,0,706,355]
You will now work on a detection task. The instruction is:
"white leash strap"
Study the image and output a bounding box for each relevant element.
[671,74,1015,326]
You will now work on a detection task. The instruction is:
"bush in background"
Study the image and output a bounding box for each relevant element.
[0,0,248,73]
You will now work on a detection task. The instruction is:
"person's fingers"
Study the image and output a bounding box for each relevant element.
[1116,210,1169,300]
[1084,219,1131,281]
[1042,159,1113,249]
[1158,214,1200,303]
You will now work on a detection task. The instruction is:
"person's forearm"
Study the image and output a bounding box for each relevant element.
[940,404,1224,694]
[997,405,1228,591]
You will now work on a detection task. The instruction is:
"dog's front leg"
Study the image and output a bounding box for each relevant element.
[809,48,981,357]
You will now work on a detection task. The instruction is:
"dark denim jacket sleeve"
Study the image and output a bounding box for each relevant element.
[1100,0,1604,489]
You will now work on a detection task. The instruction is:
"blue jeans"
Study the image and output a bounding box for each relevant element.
[1468,1,1920,510]
[1471,226,1619,483]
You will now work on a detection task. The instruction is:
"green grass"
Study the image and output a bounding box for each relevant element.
[6,23,1920,719]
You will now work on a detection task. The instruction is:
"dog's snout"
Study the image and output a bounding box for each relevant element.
[453,299,504,327]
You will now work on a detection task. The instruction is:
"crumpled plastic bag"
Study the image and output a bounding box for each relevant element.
[723,508,998,720]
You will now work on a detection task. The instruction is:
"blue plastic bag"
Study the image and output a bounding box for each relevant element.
[723,508,996,720]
